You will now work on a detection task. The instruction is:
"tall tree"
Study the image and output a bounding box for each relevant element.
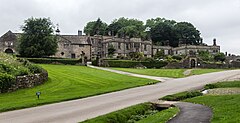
[84,18,108,36]
[107,17,145,38]
[175,22,201,45]
[18,17,57,58]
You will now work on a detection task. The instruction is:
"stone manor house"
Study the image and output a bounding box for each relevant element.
[0,30,220,60]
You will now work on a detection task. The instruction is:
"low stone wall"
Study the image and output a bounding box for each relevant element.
[7,70,48,92]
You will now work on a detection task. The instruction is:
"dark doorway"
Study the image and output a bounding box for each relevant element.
[71,53,76,58]
[5,48,13,54]
[190,59,196,68]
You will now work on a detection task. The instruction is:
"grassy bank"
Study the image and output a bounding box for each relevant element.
[0,64,156,112]
[81,103,179,123]
[112,68,225,78]
[185,81,240,123]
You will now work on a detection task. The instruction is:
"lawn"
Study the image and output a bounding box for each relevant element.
[186,81,240,123]
[191,69,224,76]
[112,68,186,78]
[112,68,225,78]
[0,64,157,112]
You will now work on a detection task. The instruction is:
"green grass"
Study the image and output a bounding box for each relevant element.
[0,64,157,112]
[81,103,179,123]
[112,68,226,78]
[186,95,240,123]
[191,69,224,75]
[112,68,186,78]
[136,107,179,123]
[205,81,240,89]
[185,81,240,123]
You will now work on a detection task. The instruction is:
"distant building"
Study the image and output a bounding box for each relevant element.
[152,39,220,56]
[0,30,220,60]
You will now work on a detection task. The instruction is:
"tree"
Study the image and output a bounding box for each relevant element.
[84,18,108,36]
[150,21,178,47]
[18,17,57,58]
[107,17,145,38]
[214,52,226,62]
[175,22,201,45]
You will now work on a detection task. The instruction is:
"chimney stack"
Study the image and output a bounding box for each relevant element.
[213,38,217,46]
[78,30,82,36]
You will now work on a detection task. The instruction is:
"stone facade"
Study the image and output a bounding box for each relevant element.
[153,40,220,56]
[0,30,221,60]
[3,71,48,93]
[0,31,18,54]
[55,35,91,60]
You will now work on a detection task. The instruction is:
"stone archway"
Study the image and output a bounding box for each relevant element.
[190,59,196,68]
[5,48,14,54]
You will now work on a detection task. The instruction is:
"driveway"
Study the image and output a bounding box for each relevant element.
[0,68,240,123]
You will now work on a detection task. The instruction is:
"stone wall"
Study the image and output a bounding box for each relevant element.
[7,70,48,93]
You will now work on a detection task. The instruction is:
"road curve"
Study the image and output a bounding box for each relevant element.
[0,69,240,123]
[168,102,212,123]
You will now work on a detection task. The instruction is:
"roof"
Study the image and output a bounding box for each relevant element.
[58,35,91,44]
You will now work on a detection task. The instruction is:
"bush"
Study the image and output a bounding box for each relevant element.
[26,58,82,65]
[26,64,43,73]
[161,91,203,101]
[0,63,30,76]
[0,73,15,93]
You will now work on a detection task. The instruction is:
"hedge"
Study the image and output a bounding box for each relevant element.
[104,60,168,68]
[26,58,82,65]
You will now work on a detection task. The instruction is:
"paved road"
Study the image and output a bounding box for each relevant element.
[88,65,173,82]
[0,69,240,123]
[168,102,212,123]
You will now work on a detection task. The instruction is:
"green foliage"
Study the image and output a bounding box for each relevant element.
[84,18,108,36]
[0,64,156,112]
[198,51,213,61]
[0,53,45,93]
[154,50,165,59]
[172,55,182,61]
[26,58,81,65]
[175,22,201,45]
[81,103,152,123]
[109,17,145,38]
[161,91,203,101]
[18,17,57,58]
[0,73,15,93]
[214,52,226,62]
[128,52,144,61]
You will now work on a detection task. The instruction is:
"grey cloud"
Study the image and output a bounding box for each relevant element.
[0,0,239,54]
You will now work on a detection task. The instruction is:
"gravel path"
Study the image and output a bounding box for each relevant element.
[168,102,212,123]
[208,88,240,95]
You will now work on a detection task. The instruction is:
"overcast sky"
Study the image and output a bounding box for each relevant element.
[0,0,239,54]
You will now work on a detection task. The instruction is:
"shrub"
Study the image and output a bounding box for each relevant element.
[26,64,43,73]
[161,91,203,101]
[0,73,15,93]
